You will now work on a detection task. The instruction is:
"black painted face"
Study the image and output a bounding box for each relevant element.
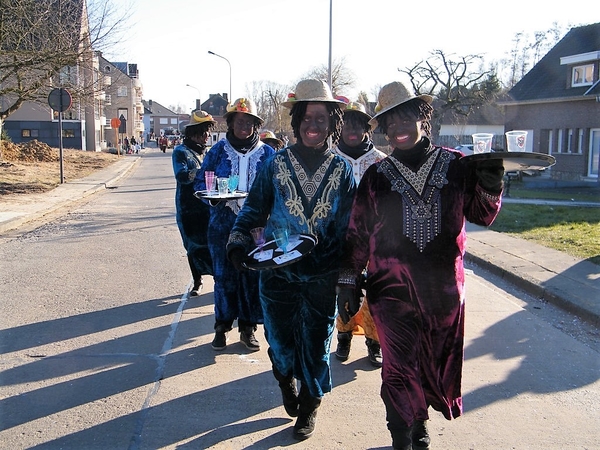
[299,103,330,148]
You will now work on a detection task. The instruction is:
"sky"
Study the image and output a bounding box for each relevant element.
[109,0,597,113]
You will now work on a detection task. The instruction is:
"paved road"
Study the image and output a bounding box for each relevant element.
[0,148,598,449]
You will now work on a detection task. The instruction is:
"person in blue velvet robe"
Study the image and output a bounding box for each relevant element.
[172,110,215,296]
[227,79,356,441]
[337,82,504,450]
[193,98,276,352]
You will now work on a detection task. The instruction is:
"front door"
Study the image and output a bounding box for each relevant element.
[589,129,600,178]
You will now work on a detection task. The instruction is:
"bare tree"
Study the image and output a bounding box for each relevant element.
[501,22,568,88]
[301,57,356,97]
[246,80,293,138]
[400,50,500,139]
[0,0,131,122]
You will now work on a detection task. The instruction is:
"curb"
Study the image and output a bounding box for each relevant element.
[466,252,600,326]
[0,156,140,235]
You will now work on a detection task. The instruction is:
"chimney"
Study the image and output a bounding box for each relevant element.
[196,99,201,110]
[223,93,228,102]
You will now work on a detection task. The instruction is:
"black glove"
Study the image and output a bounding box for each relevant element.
[476,159,505,192]
[336,286,362,324]
[228,247,249,272]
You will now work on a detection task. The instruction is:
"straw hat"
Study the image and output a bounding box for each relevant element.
[282,79,346,108]
[369,81,433,128]
[185,109,216,127]
[259,130,283,148]
[342,101,372,121]
[223,97,263,121]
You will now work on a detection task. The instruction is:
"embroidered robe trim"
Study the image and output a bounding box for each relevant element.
[378,149,455,252]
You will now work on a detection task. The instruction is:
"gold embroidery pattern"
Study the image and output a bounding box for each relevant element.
[288,150,333,202]
[274,151,342,235]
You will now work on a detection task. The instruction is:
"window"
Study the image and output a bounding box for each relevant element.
[117,86,128,97]
[170,118,177,125]
[572,64,594,87]
[22,129,31,137]
[62,129,75,138]
[567,128,573,153]
[578,129,584,154]
[160,118,168,124]
[557,129,564,153]
[105,94,111,105]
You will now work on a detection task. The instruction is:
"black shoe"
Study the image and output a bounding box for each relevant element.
[190,278,202,296]
[335,332,352,361]
[366,338,383,368]
[240,326,260,351]
[272,365,299,417]
[212,325,229,351]
[411,420,431,449]
[293,386,321,440]
[390,427,413,450]
[293,408,318,440]
[279,377,299,417]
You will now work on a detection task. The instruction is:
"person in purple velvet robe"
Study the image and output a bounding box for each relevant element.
[337,81,504,450]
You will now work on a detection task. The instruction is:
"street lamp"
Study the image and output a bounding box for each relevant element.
[185,84,201,110]
[208,50,232,103]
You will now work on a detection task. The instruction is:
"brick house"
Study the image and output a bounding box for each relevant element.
[141,100,181,141]
[99,56,145,148]
[1,0,106,151]
[502,22,600,183]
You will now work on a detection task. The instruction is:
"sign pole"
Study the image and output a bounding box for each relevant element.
[58,88,65,184]
[110,117,121,156]
[48,87,71,184]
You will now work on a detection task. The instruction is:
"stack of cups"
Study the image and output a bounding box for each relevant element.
[472,133,494,154]
[205,171,216,193]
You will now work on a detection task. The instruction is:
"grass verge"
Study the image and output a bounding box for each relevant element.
[490,204,600,264]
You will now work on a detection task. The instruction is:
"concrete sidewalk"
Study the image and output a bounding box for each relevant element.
[1,153,599,326]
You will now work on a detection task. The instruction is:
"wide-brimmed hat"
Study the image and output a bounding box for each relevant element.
[369,81,433,128]
[185,109,216,128]
[282,79,346,108]
[223,97,263,121]
[343,101,372,121]
[259,130,283,148]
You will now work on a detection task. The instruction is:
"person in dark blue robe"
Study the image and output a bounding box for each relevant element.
[172,110,215,296]
[227,80,356,441]
[193,98,275,352]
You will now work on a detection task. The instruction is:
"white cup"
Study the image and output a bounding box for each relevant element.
[472,133,494,154]
[505,130,527,152]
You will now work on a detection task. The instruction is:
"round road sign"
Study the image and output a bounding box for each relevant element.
[48,88,72,112]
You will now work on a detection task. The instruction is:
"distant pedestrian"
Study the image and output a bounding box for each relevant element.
[172,110,216,295]
[337,81,504,450]
[159,135,168,153]
[124,136,131,154]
